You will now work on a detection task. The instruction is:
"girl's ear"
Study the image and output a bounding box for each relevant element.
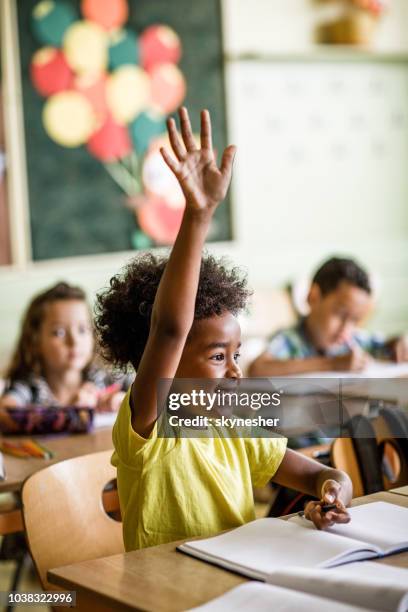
[307,283,322,308]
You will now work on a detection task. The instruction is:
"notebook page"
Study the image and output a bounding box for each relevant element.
[268,562,408,612]
[188,582,370,612]
[179,517,378,578]
[291,502,408,553]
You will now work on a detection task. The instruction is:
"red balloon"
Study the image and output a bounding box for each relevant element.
[81,0,128,30]
[87,114,131,161]
[140,25,181,72]
[30,48,73,97]
[137,194,184,244]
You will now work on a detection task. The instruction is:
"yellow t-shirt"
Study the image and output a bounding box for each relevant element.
[111,392,287,551]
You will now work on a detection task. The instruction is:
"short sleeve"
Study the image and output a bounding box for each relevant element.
[266,333,293,360]
[354,330,390,359]
[244,435,287,487]
[2,380,34,406]
[112,389,158,466]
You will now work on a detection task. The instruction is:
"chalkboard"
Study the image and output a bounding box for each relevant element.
[17,0,230,260]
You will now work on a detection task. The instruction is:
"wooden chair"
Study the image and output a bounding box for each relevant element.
[331,409,408,496]
[21,450,124,590]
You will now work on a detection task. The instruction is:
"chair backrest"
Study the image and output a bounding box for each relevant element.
[375,407,408,489]
[331,415,385,497]
[331,409,408,496]
[21,450,124,589]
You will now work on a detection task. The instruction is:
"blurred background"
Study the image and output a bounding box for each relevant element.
[1,0,408,372]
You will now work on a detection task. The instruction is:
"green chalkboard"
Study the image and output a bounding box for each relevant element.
[17,0,230,260]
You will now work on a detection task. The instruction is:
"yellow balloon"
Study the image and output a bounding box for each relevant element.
[106,65,151,124]
[43,91,96,147]
[63,20,107,75]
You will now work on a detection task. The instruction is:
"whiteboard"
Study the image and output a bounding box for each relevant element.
[226,60,408,244]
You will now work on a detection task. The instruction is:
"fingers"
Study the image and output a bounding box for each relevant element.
[167,116,185,161]
[160,146,179,175]
[220,145,236,177]
[305,501,351,530]
[200,109,213,152]
[321,479,341,504]
[179,107,197,152]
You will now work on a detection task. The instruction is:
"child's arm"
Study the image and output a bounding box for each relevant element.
[272,448,352,529]
[0,395,20,408]
[387,334,408,363]
[131,108,235,437]
[249,349,370,376]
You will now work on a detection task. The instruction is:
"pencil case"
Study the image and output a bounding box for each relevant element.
[0,405,94,435]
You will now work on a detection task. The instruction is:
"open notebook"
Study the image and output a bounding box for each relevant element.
[188,562,408,612]
[178,502,408,580]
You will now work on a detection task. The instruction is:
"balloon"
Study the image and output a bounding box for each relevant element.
[87,114,132,161]
[81,0,128,31]
[142,139,185,209]
[63,20,108,75]
[32,0,76,47]
[108,28,139,70]
[129,110,166,155]
[137,194,184,245]
[140,25,182,71]
[43,91,96,147]
[74,73,108,128]
[150,63,186,115]
[106,65,150,124]
[30,47,73,96]
[131,229,152,250]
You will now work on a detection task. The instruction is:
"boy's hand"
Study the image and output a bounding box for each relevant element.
[160,107,236,215]
[391,335,408,363]
[332,346,371,372]
[304,479,351,530]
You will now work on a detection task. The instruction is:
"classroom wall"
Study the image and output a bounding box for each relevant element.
[1,0,408,371]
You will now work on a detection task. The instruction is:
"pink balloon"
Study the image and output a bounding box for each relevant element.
[81,0,128,30]
[87,114,131,161]
[140,25,181,71]
[74,73,108,127]
[150,63,186,115]
[30,48,73,97]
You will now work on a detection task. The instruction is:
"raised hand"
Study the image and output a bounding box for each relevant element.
[160,107,236,214]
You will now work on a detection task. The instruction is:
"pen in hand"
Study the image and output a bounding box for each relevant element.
[298,503,338,518]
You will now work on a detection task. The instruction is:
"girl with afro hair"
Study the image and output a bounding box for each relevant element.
[96,108,352,551]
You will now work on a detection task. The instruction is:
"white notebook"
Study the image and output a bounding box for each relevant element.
[189,562,408,612]
[178,502,408,580]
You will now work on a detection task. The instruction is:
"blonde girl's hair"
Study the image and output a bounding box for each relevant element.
[6,282,93,381]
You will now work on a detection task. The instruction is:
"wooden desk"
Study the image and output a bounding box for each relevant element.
[0,428,114,535]
[48,492,408,612]
[391,485,408,497]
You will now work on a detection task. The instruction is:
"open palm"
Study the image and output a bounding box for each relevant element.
[160,107,236,212]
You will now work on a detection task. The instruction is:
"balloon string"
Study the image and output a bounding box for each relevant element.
[103,158,141,196]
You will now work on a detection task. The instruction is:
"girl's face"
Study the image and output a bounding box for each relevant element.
[37,300,94,375]
[176,313,242,380]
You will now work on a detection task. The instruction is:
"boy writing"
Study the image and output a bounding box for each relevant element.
[96,108,352,551]
[250,257,408,377]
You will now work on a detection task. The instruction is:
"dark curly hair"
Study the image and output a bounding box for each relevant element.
[95,253,252,370]
[312,257,371,296]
